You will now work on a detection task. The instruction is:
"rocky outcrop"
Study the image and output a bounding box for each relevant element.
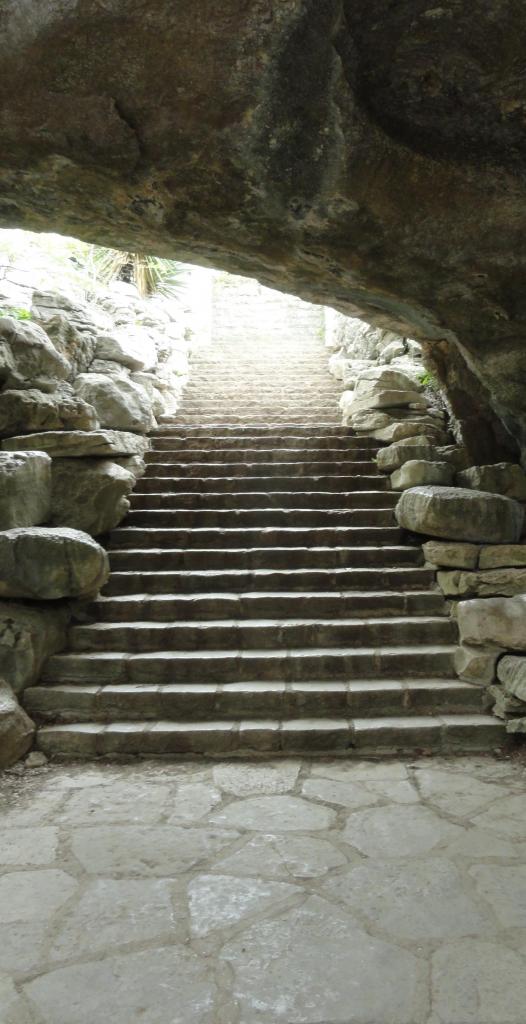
[0,527,109,600]
[0,451,51,529]
[0,601,69,694]
[395,486,525,544]
[49,458,135,536]
[2,429,150,458]
[0,682,35,768]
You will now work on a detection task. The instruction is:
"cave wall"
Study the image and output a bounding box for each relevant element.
[0,1,525,459]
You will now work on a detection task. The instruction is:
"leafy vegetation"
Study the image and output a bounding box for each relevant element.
[0,306,32,320]
[418,370,440,391]
[89,249,187,299]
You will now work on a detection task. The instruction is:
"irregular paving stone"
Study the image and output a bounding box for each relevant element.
[213,833,347,880]
[212,760,301,796]
[301,777,382,809]
[50,878,185,960]
[0,869,77,923]
[0,451,51,529]
[0,600,69,694]
[438,567,526,598]
[457,462,526,501]
[60,780,170,824]
[457,595,526,650]
[471,794,526,839]
[2,429,150,457]
[324,859,493,940]
[0,922,50,976]
[469,865,526,928]
[166,781,222,822]
[23,946,215,1024]
[442,828,518,859]
[50,458,135,535]
[0,973,33,1024]
[0,827,58,866]
[391,459,453,490]
[0,683,35,769]
[414,769,508,816]
[422,540,480,570]
[311,760,409,781]
[220,895,423,1024]
[0,527,109,600]
[71,825,240,875]
[431,939,526,1024]
[342,803,462,857]
[479,544,526,569]
[497,655,526,702]
[395,486,524,543]
[188,873,298,936]
[210,795,336,831]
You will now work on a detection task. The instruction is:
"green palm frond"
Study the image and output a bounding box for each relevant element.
[90,249,187,299]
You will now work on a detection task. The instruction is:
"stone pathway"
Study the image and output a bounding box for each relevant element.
[1,755,526,1023]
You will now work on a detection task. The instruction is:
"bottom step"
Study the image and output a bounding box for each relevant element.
[36,715,506,757]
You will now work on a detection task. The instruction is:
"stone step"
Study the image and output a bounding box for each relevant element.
[151,424,357,436]
[145,448,377,463]
[34,714,505,757]
[141,460,379,478]
[151,435,379,451]
[135,475,388,493]
[103,565,436,595]
[108,526,402,550]
[124,507,396,528]
[91,590,448,621]
[26,678,482,723]
[68,616,456,653]
[41,644,457,685]
[107,545,421,571]
[174,413,341,423]
[129,490,398,510]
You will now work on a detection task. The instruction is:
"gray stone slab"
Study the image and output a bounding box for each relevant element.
[189,873,298,936]
[431,939,526,1024]
[0,869,77,923]
[71,825,240,875]
[342,804,462,857]
[210,795,336,831]
[212,759,301,795]
[212,833,347,880]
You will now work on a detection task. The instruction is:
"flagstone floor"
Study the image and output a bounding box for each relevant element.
[1,754,526,1024]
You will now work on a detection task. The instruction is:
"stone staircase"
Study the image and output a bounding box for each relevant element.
[26,333,504,756]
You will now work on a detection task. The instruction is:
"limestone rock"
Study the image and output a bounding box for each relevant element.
[377,437,438,473]
[438,568,526,599]
[454,645,500,685]
[505,718,526,735]
[31,291,101,376]
[130,373,165,417]
[112,455,146,480]
[50,459,135,536]
[73,373,154,434]
[0,451,51,529]
[0,681,35,768]
[0,316,70,389]
[391,460,453,491]
[0,527,109,599]
[457,595,526,651]
[435,446,472,472]
[487,685,525,718]
[457,463,526,501]
[380,339,406,363]
[364,421,447,445]
[479,545,526,570]
[88,359,130,378]
[497,656,526,703]
[395,486,524,543]
[422,541,479,570]
[354,366,423,393]
[0,601,69,694]
[0,388,99,436]
[95,328,157,371]
[2,430,149,458]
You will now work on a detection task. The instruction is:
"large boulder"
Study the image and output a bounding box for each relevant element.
[0,388,99,436]
[50,459,135,535]
[0,316,70,389]
[354,366,424,394]
[95,327,157,371]
[456,463,526,502]
[377,437,439,473]
[0,601,69,694]
[0,451,51,529]
[0,527,109,599]
[31,290,102,376]
[73,373,154,433]
[437,568,526,599]
[457,595,526,651]
[0,682,35,768]
[2,429,150,458]
[391,460,453,491]
[395,486,525,543]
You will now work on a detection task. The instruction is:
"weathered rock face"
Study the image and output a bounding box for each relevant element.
[50,458,135,535]
[73,374,154,434]
[0,2,525,459]
[0,388,99,436]
[0,451,51,529]
[390,460,453,492]
[458,595,526,651]
[2,429,150,458]
[0,527,109,600]
[0,601,69,694]
[0,681,34,768]
[395,486,525,544]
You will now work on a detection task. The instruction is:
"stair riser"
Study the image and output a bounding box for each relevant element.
[26,683,483,723]
[42,649,456,685]
[124,509,396,528]
[108,527,402,549]
[135,476,388,492]
[152,425,360,436]
[146,449,377,463]
[129,491,398,510]
[151,437,379,451]
[92,592,447,621]
[103,567,436,595]
[107,547,421,571]
[142,462,378,477]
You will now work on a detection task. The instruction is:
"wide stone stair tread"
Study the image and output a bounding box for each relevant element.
[29,331,500,755]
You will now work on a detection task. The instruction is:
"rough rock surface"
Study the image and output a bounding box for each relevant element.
[498,656,526,702]
[50,459,135,536]
[0,3,525,458]
[2,430,150,459]
[0,451,51,529]
[457,464,526,502]
[0,527,109,600]
[378,438,441,474]
[395,487,525,544]
[391,460,453,492]
[479,545,526,570]
[454,645,500,686]
[437,568,526,599]
[458,596,526,651]
[0,389,99,436]
[0,317,70,389]
[95,329,157,372]
[0,680,34,768]
[422,541,479,571]
[0,601,69,694]
[73,374,154,434]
